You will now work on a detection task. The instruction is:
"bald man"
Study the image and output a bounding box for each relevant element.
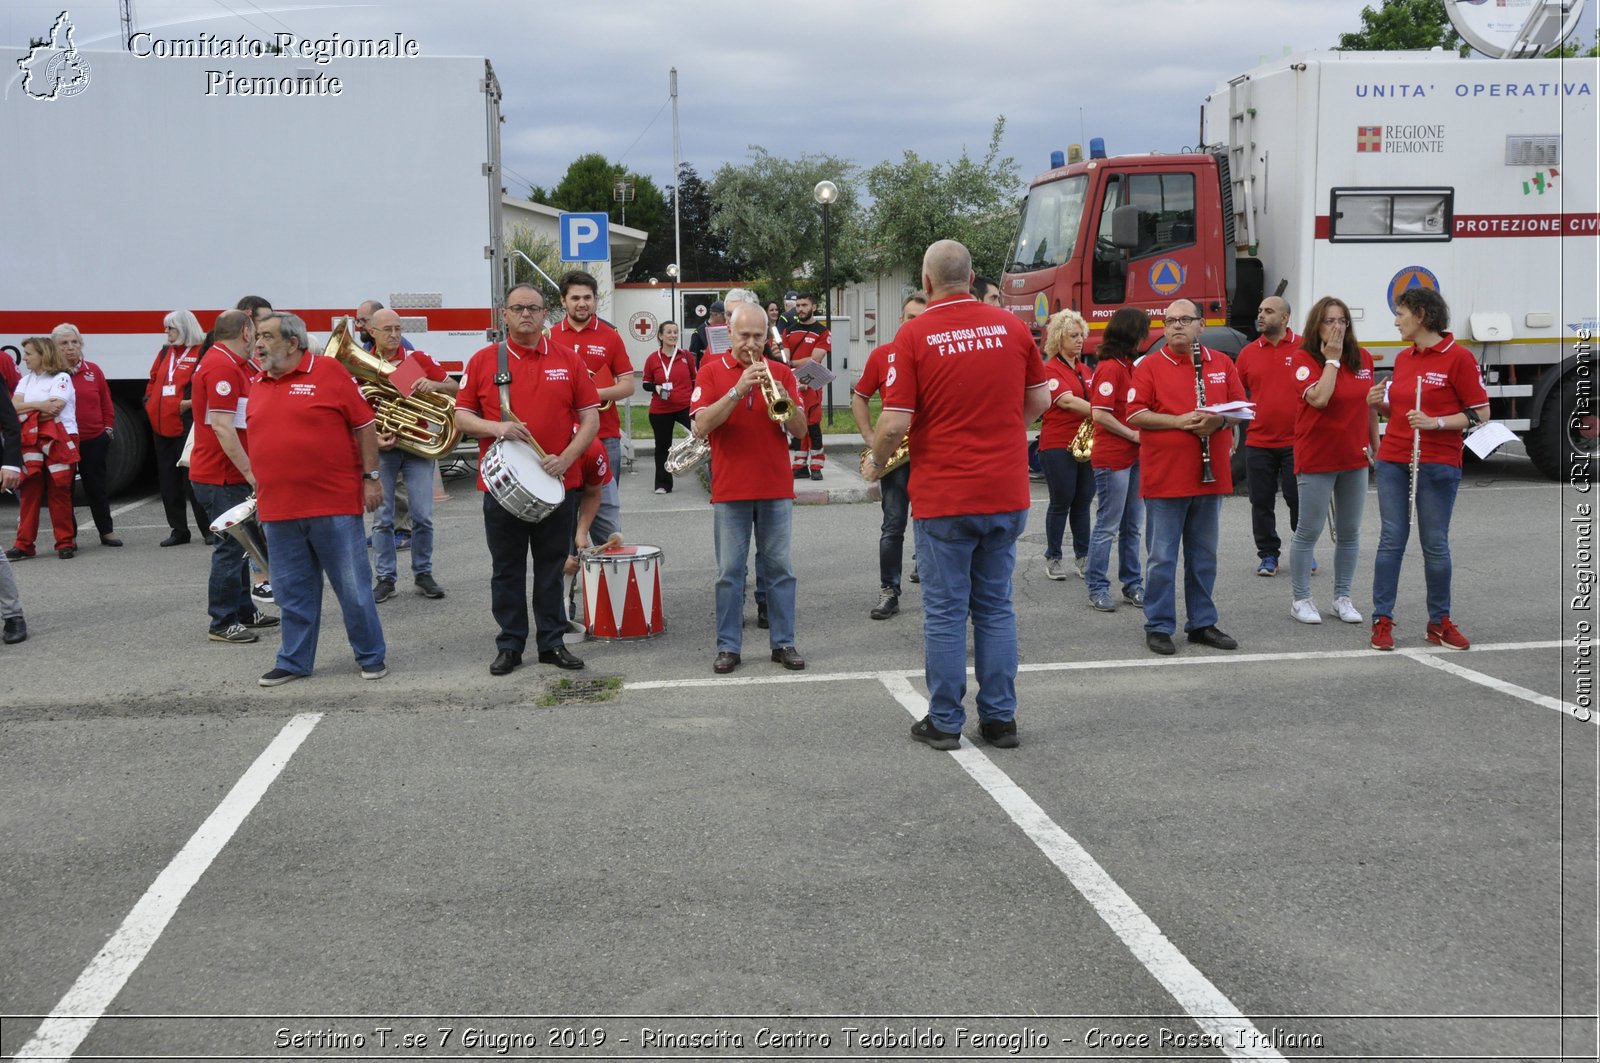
[1236,296,1301,576]
[869,240,1050,750]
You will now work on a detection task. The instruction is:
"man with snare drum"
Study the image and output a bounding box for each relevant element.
[455,286,600,676]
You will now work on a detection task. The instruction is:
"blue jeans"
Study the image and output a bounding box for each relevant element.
[914,509,1028,732]
[1085,464,1143,597]
[1040,448,1094,561]
[592,436,622,544]
[877,462,911,592]
[1291,468,1367,601]
[372,449,435,580]
[714,498,795,652]
[193,480,254,631]
[263,514,387,674]
[1143,495,1222,636]
[1373,460,1461,623]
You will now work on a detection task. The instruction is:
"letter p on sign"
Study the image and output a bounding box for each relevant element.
[560,212,610,262]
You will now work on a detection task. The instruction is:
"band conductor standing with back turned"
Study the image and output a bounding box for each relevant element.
[867,239,1050,751]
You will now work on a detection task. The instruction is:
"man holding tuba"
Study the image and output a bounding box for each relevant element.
[690,301,809,675]
[365,308,456,604]
[247,312,387,686]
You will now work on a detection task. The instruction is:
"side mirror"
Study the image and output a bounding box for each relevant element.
[1111,204,1141,249]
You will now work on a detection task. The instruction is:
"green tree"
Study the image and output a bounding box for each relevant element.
[664,163,747,282]
[538,153,671,273]
[506,227,562,297]
[863,116,1022,280]
[1337,0,1467,54]
[709,149,864,296]
[1547,29,1600,57]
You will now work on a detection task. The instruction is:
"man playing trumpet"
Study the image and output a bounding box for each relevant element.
[690,302,809,674]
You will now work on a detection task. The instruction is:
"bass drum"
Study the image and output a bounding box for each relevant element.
[481,438,565,523]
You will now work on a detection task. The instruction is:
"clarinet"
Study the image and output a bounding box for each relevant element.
[1193,346,1216,484]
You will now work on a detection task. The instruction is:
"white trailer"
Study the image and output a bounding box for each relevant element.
[0,47,506,491]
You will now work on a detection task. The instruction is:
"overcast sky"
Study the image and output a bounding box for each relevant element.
[10,0,1597,200]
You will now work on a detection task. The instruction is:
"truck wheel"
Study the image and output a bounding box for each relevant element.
[1526,369,1598,482]
[104,396,152,496]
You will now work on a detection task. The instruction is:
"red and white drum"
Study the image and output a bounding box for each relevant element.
[581,544,665,641]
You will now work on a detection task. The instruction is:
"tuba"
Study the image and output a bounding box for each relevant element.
[1069,417,1095,462]
[325,322,461,460]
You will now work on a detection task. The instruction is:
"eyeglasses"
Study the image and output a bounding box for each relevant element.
[1323,318,1350,327]
[1165,316,1200,327]
[506,304,546,315]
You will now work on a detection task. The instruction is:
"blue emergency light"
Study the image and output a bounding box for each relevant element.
[1090,137,1107,159]
[1050,149,1065,169]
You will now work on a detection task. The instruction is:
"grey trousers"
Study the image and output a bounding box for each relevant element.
[0,550,22,619]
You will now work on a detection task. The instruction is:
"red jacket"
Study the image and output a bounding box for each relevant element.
[144,345,201,437]
[70,360,114,439]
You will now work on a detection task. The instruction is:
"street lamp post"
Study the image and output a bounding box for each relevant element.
[666,263,680,326]
[813,179,838,422]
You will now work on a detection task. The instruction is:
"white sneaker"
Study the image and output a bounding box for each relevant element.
[1332,596,1363,623]
[1290,598,1323,624]
[1044,557,1069,581]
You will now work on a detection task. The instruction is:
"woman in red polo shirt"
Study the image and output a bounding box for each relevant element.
[1285,297,1379,626]
[145,310,210,546]
[1038,309,1095,581]
[1366,288,1490,651]
[641,320,695,494]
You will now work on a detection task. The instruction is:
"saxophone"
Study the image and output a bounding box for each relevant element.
[1069,418,1095,462]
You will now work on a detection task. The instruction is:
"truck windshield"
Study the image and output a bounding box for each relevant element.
[1006,175,1088,274]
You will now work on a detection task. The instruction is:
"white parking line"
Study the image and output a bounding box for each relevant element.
[878,674,1287,1061]
[625,640,1567,690]
[109,493,159,519]
[1401,649,1593,724]
[14,713,323,1062]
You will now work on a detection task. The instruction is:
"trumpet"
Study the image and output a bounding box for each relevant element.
[325,322,460,460]
[1069,417,1095,462]
[756,362,794,423]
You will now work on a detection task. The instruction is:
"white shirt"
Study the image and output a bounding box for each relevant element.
[14,370,77,436]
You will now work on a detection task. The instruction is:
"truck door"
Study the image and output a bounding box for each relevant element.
[1091,169,1204,322]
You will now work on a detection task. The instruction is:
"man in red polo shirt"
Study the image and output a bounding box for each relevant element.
[781,292,831,480]
[553,270,633,546]
[455,285,600,676]
[190,310,278,644]
[868,240,1051,751]
[1127,299,1248,657]
[1236,295,1301,576]
[248,312,387,687]
[691,302,809,675]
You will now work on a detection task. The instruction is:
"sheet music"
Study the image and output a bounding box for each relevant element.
[792,360,835,388]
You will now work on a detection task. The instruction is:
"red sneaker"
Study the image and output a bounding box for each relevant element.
[1426,616,1470,650]
[1370,616,1395,651]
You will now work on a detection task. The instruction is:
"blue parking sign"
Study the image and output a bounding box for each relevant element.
[559,212,610,262]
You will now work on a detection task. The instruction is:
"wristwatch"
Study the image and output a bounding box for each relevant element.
[363,470,381,481]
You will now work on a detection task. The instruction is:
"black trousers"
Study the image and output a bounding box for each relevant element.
[77,431,114,537]
[152,428,209,536]
[1245,444,1299,559]
[482,488,578,654]
[649,408,692,490]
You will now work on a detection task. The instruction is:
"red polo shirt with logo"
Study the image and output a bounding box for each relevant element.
[1377,333,1489,467]
[1088,355,1139,471]
[247,353,374,521]
[783,319,831,425]
[144,345,201,437]
[577,437,613,487]
[457,335,601,491]
[1039,356,1092,451]
[1291,348,1376,474]
[690,354,801,503]
[881,294,1048,518]
[1235,329,1300,449]
[1127,346,1246,498]
[189,342,254,486]
[554,315,633,441]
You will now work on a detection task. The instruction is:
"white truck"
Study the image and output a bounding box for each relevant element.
[1,45,507,491]
[1001,50,1598,479]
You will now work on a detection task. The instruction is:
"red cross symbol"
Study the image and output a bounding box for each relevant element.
[631,317,654,339]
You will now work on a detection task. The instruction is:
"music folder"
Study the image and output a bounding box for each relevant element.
[388,354,428,396]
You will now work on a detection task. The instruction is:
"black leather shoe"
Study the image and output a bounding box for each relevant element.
[99,535,124,547]
[1146,631,1176,656]
[2,616,26,644]
[57,547,76,560]
[712,651,740,674]
[537,645,585,670]
[489,650,522,676]
[771,645,806,670]
[1186,625,1238,650]
[160,532,191,548]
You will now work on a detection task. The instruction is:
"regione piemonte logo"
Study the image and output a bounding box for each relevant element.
[1356,126,1382,153]
[18,10,91,100]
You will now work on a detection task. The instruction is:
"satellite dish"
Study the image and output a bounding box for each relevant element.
[1447,0,1587,58]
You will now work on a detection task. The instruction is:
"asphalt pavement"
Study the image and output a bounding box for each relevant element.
[1,442,1594,1062]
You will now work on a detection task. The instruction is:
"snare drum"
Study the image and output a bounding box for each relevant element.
[481,438,565,524]
[581,544,665,641]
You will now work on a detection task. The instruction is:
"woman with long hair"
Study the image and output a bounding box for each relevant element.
[145,310,211,545]
[1038,309,1095,580]
[1083,306,1149,612]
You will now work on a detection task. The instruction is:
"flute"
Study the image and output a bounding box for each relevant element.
[1408,377,1423,528]
[1193,347,1216,484]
